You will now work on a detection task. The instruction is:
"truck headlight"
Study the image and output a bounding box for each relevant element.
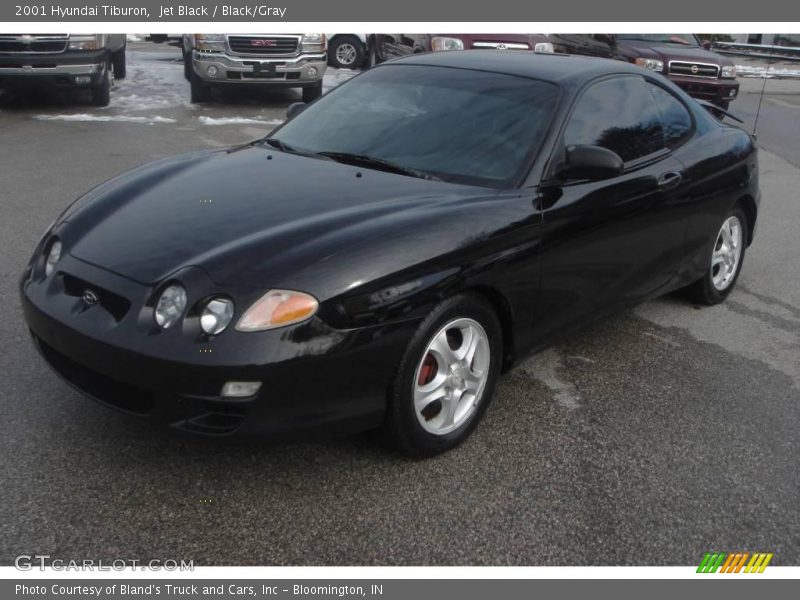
[431,37,465,52]
[301,34,326,52]
[194,34,226,52]
[534,42,555,53]
[634,57,664,72]
[721,65,737,79]
[68,34,104,51]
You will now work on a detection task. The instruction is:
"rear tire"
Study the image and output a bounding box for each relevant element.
[686,206,748,305]
[90,60,112,107]
[385,294,503,457]
[301,82,322,103]
[111,46,126,79]
[189,69,212,103]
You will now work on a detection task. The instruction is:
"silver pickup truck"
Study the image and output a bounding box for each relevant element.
[182,34,327,103]
[0,34,126,106]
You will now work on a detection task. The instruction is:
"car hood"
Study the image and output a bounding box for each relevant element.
[618,41,734,66]
[63,145,487,292]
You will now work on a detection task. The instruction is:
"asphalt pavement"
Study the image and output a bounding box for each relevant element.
[0,42,798,566]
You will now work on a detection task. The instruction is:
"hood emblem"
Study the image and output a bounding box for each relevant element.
[81,290,99,305]
[691,64,699,74]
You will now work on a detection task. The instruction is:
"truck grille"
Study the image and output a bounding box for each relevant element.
[668,61,719,78]
[0,34,68,54]
[227,36,299,56]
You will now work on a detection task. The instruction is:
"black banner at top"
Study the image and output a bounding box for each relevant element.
[3,0,800,22]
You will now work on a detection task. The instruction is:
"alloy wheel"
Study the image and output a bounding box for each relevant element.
[335,43,358,66]
[711,215,743,291]
[413,318,491,436]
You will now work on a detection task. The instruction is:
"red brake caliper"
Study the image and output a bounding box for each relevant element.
[418,353,438,386]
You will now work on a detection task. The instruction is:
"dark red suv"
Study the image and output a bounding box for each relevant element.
[550,34,739,108]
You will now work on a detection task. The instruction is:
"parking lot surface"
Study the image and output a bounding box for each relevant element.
[1,42,798,565]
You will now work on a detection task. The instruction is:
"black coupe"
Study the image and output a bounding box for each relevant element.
[21,51,760,456]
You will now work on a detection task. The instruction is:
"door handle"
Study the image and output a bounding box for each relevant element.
[657,171,683,190]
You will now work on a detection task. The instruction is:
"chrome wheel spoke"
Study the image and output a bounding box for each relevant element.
[711,215,744,292]
[429,332,458,367]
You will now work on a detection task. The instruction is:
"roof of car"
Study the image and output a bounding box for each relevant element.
[383,50,645,86]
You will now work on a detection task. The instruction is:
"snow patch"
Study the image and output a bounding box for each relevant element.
[736,64,800,78]
[35,114,176,124]
[198,116,283,126]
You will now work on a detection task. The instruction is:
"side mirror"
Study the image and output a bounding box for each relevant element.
[701,40,712,50]
[593,34,616,47]
[286,102,307,120]
[556,145,624,181]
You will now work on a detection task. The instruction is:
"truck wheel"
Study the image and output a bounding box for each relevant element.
[112,46,126,79]
[302,82,322,103]
[90,60,112,107]
[189,70,212,103]
[328,35,364,69]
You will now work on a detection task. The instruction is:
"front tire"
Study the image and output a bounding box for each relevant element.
[301,82,322,103]
[189,69,212,103]
[687,206,748,305]
[90,60,112,107]
[385,294,503,457]
[328,36,365,69]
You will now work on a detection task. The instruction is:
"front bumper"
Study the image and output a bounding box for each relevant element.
[192,50,326,86]
[0,49,107,87]
[20,254,417,439]
[668,74,739,103]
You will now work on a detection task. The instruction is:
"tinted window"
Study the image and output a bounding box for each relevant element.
[648,84,693,148]
[564,76,665,163]
[271,65,560,188]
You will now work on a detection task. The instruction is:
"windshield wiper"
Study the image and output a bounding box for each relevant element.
[316,151,441,181]
[263,137,296,153]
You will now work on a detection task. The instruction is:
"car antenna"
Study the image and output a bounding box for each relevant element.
[752,50,771,136]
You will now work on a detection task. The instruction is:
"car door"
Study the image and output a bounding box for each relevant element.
[533,75,690,344]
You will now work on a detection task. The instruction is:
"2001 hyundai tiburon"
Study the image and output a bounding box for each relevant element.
[21,51,759,456]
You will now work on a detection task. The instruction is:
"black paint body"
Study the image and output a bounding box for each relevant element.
[20,52,760,438]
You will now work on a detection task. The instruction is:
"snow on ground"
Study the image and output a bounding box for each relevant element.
[736,64,800,78]
[198,116,284,126]
[35,114,176,124]
[109,50,190,112]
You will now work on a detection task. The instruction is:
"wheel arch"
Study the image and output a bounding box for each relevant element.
[735,194,758,246]
[462,285,516,372]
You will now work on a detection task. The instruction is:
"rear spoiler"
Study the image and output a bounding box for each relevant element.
[695,99,744,124]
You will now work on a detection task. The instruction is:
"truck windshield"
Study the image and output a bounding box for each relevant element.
[618,34,699,46]
[267,64,560,188]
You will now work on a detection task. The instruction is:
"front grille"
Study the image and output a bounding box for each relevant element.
[227,36,299,56]
[34,335,155,416]
[668,61,719,78]
[0,34,68,54]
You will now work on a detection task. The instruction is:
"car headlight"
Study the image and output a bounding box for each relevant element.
[154,284,187,329]
[431,37,465,52]
[194,34,225,52]
[301,33,326,52]
[200,297,235,335]
[634,57,665,72]
[68,34,104,51]
[534,42,555,54]
[236,290,318,332]
[44,239,61,277]
[721,65,737,79]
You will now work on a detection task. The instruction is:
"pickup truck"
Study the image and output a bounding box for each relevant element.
[0,34,126,106]
[550,34,739,109]
[182,34,327,103]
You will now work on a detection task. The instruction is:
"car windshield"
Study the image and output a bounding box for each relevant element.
[617,34,699,46]
[267,65,560,188]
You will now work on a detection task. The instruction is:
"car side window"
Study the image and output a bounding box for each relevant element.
[648,83,694,148]
[563,76,666,163]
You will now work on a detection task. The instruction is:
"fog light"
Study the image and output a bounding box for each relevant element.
[308,66,318,77]
[221,381,262,398]
[207,65,219,77]
[74,75,91,85]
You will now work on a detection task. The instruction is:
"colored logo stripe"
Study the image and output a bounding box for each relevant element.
[698,552,773,573]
